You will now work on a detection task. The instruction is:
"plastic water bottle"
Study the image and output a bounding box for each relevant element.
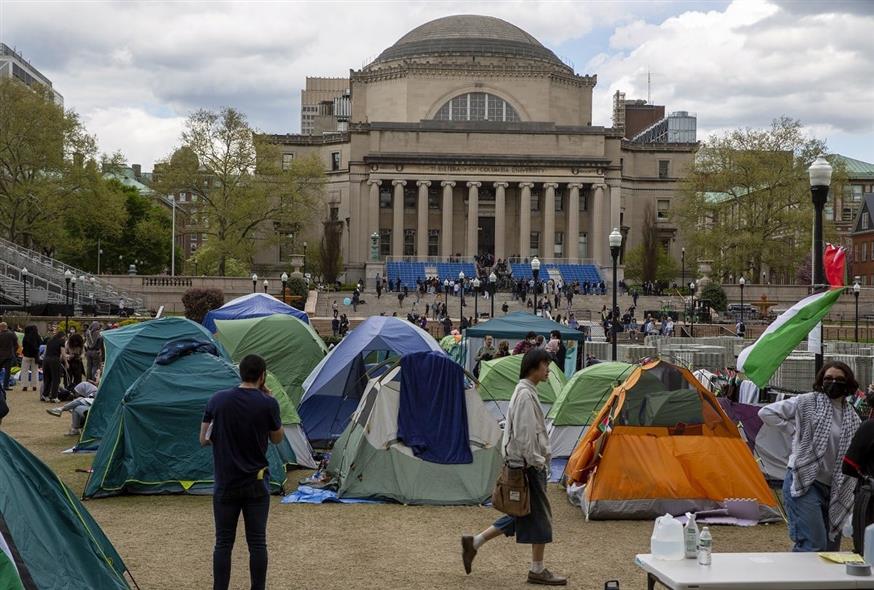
[864,523,874,565]
[697,527,712,565]
[684,513,699,559]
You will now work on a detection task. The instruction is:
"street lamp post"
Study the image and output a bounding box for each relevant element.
[609,228,623,361]
[251,273,258,293]
[281,272,288,303]
[809,155,833,373]
[90,277,96,316]
[303,242,308,276]
[443,279,450,298]
[458,271,465,321]
[739,277,746,336]
[531,257,541,316]
[854,278,861,342]
[263,279,269,293]
[489,272,497,318]
[97,238,102,275]
[681,247,685,294]
[472,277,481,320]
[689,281,696,338]
[64,270,72,331]
[21,267,28,312]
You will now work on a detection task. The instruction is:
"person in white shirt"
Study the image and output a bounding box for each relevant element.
[461,349,566,586]
[758,361,861,552]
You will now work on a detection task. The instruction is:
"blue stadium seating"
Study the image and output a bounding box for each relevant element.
[385,261,426,290]
[385,261,602,290]
[507,262,602,284]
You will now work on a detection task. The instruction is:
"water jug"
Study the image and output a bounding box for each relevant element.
[651,513,685,560]
[864,523,874,565]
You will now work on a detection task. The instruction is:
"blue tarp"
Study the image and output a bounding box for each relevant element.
[397,351,472,465]
[299,316,443,445]
[202,292,309,333]
[280,485,384,504]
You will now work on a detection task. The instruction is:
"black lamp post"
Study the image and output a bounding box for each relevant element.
[489,271,497,318]
[689,281,696,338]
[458,271,465,321]
[64,270,72,331]
[854,278,861,342]
[472,276,480,320]
[681,247,685,294]
[21,267,28,312]
[739,276,745,336]
[809,156,833,373]
[71,275,78,318]
[251,273,257,293]
[303,241,308,277]
[263,279,269,294]
[531,257,541,316]
[281,272,288,303]
[609,228,622,360]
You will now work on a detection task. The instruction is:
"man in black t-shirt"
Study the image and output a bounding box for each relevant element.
[200,354,283,590]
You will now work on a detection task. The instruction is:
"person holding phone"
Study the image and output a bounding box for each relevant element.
[200,354,283,590]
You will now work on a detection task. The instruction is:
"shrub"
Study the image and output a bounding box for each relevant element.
[57,319,83,334]
[181,288,225,324]
[118,318,141,327]
[286,277,308,310]
[700,283,728,312]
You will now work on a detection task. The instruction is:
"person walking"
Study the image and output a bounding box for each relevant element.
[461,348,566,585]
[200,354,284,590]
[20,325,41,392]
[0,323,17,392]
[85,322,104,382]
[41,331,65,403]
[759,361,861,552]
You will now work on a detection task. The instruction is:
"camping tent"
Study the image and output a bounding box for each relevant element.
[214,314,326,406]
[84,344,295,498]
[0,431,131,588]
[327,351,502,504]
[439,334,464,364]
[299,316,443,446]
[477,354,566,421]
[546,362,635,458]
[78,317,227,450]
[202,292,309,333]
[564,360,780,521]
[718,398,792,483]
[264,372,318,469]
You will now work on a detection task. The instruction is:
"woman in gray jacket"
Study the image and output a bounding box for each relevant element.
[461,348,566,586]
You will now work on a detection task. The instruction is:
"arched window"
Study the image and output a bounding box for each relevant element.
[433,92,520,122]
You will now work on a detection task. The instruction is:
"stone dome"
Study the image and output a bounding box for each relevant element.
[371,15,568,69]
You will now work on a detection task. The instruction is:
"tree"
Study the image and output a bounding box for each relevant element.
[675,117,845,283]
[699,283,728,312]
[0,78,106,248]
[152,108,324,275]
[181,287,224,323]
[624,202,678,284]
[320,220,344,285]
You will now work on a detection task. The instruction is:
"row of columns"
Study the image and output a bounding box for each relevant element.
[365,179,617,263]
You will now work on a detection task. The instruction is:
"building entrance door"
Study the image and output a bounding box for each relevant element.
[478,216,495,257]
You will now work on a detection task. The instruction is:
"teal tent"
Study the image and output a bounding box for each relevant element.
[464,311,586,341]
[77,317,227,450]
[0,431,131,588]
[84,348,293,498]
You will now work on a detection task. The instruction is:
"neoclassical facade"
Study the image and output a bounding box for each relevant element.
[263,15,696,281]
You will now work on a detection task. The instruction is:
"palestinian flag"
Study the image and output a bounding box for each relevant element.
[737,288,843,387]
[0,528,25,590]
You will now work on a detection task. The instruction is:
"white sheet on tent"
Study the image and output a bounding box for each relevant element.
[739,380,759,404]
[754,422,793,481]
[693,369,718,392]
[356,367,502,456]
[283,424,318,469]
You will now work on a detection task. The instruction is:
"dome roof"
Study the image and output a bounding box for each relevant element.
[371,15,567,69]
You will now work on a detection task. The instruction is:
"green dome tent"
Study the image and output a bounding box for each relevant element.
[84,348,295,498]
[215,314,327,406]
[77,317,227,450]
[0,431,131,588]
[546,361,635,457]
[264,372,317,469]
[477,354,566,421]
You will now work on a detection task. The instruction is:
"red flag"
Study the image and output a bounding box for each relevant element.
[823,244,847,287]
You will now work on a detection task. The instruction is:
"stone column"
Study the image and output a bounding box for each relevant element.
[567,183,583,262]
[441,181,455,257]
[607,181,621,232]
[494,182,508,260]
[519,182,534,259]
[592,184,606,267]
[416,180,431,257]
[367,179,381,248]
[543,182,558,260]
[392,180,406,258]
[466,181,481,257]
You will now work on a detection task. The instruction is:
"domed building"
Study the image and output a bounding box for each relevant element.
[263,15,697,284]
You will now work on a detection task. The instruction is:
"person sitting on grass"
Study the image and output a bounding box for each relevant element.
[46,379,98,436]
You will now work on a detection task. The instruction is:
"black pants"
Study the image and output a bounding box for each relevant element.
[0,357,13,390]
[213,480,270,590]
[42,357,62,400]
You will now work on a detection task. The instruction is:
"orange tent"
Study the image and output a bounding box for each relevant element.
[564,360,779,521]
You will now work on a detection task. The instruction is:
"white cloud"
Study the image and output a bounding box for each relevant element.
[82,107,186,167]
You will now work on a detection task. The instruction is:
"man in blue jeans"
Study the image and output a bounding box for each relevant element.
[200,354,283,590]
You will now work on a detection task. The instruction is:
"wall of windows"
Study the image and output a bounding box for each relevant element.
[433,92,521,122]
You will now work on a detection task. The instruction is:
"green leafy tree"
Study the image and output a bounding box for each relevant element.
[675,117,845,282]
[699,283,728,312]
[624,202,678,284]
[320,220,344,285]
[152,107,324,275]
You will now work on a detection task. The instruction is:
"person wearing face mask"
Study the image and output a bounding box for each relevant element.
[759,361,862,551]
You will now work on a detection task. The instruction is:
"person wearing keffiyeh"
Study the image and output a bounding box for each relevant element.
[759,361,862,551]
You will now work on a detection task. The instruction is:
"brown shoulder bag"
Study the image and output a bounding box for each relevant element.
[491,411,530,517]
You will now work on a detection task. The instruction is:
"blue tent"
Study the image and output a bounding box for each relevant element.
[202,293,309,333]
[299,316,443,446]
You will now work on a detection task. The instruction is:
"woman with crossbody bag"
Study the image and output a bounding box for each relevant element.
[461,348,566,586]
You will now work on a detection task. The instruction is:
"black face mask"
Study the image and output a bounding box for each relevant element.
[822,381,847,399]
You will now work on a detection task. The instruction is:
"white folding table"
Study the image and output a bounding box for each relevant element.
[635,553,874,589]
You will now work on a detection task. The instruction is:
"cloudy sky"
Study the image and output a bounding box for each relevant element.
[2,0,872,169]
